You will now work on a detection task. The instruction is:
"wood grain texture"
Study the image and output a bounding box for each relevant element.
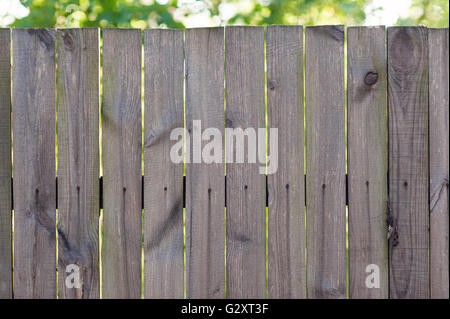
[266,25,305,299]
[12,29,56,299]
[428,28,449,299]
[387,27,429,299]
[347,26,388,299]
[185,27,225,299]
[305,25,346,299]
[144,29,184,299]
[102,29,142,299]
[225,26,266,299]
[57,28,100,299]
[0,28,11,299]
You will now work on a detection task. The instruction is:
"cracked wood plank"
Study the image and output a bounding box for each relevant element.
[12,28,56,299]
[388,26,429,299]
[57,28,100,299]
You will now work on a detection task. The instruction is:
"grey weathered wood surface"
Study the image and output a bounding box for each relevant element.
[0,28,11,299]
[388,27,429,299]
[266,25,305,299]
[102,29,142,299]
[347,26,388,299]
[144,29,184,299]
[57,28,100,299]
[305,25,346,299]
[185,27,225,299]
[12,29,56,299]
[225,26,266,299]
[428,28,449,299]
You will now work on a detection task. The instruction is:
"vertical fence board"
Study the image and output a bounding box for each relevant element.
[185,27,225,299]
[305,26,346,299]
[347,26,388,299]
[144,29,184,299]
[388,27,429,299]
[266,25,305,299]
[0,28,11,299]
[429,28,449,299]
[225,26,266,299]
[12,29,56,299]
[102,29,142,299]
[57,28,100,299]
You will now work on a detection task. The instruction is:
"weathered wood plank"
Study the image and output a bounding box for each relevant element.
[144,29,184,299]
[347,26,388,299]
[185,27,225,299]
[305,25,346,299]
[102,28,142,299]
[266,25,305,299]
[428,28,449,299]
[225,26,266,299]
[12,29,56,299]
[57,28,100,299]
[387,26,429,299]
[0,28,11,299]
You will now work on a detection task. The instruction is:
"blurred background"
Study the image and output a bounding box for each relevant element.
[0,0,448,29]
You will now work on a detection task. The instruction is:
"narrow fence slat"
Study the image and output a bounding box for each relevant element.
[12,29,56,299]
[266,25,305,299]
[225,26,266,299]
[387,27,429,299]
[0,28,11,299]
[428,28,449,299]
[57,28,100,299]
[102,29,142,299]
[347,26,388,299]
[144,29,184,299]
[185,27,225,299]
[305,25,346,299]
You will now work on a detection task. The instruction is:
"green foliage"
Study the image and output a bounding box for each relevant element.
[397,0,449,27]
[8,0,450,28]
[12,0,184,28]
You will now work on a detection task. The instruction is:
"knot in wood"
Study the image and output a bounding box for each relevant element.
[364,71,378,86]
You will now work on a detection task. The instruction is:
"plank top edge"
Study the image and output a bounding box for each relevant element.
[306,24,344,29]
[347,25,385,30]
[56,27,100,30]
[266,24,302,28]
[102,28,142,33]
[387,25,428,30]
[225,25,264,30]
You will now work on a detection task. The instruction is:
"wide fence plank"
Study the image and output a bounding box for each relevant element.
[225,26,266,299]
[144,29,184,299]
[347,26,388,299]
[185,27,225,299]
[57,28,100,299]
[305,25,346,299]
[0,28,11,299]
[428,28,449,299]
[102,29,142,299]
[387,27,429,299]
[266,25,305,299]
[12,29,56,299]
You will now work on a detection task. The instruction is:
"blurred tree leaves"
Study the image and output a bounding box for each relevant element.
[9,0,449,28]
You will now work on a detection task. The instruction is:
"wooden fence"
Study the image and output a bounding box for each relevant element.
[0,26,448,299]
